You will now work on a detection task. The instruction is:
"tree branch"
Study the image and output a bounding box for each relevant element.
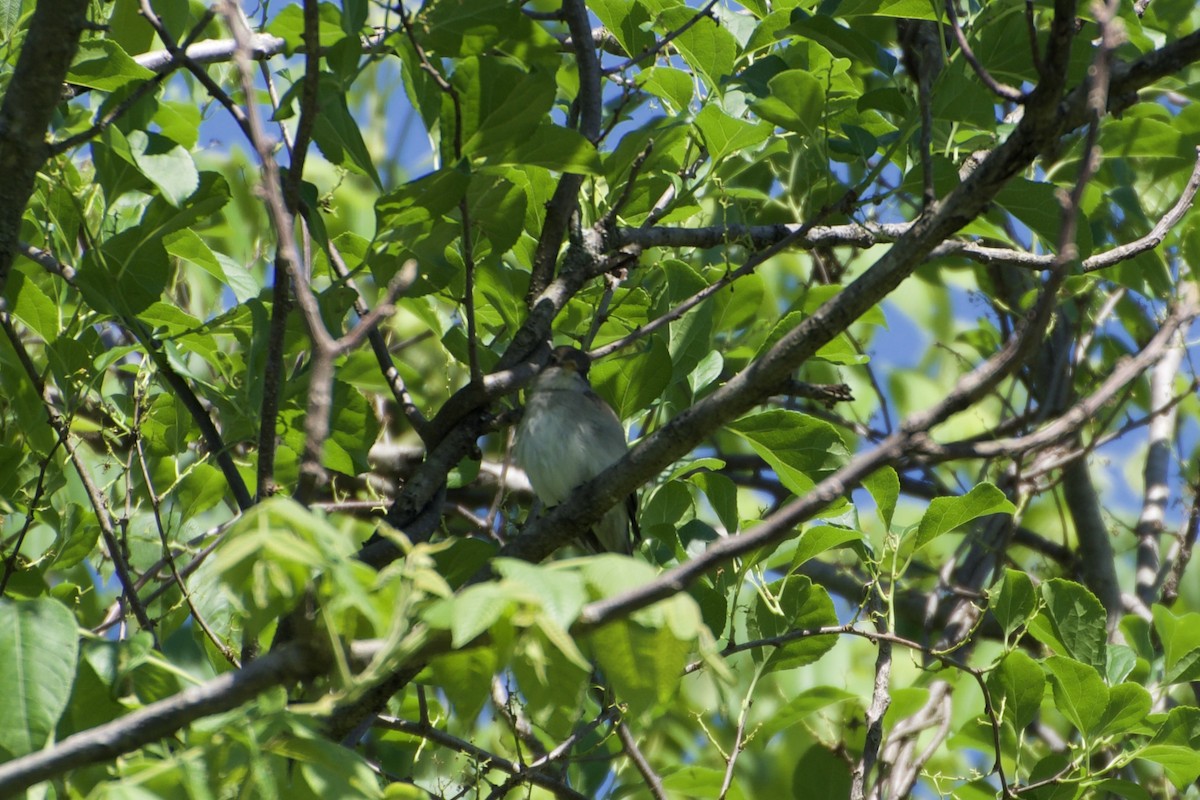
[0,641,328,796]
[0,0,91,296]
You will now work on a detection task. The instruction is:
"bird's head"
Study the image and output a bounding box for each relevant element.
[530,345,591,393]
[549,345,590,377]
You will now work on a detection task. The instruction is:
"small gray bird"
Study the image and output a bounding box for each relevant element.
[513,346,639,554]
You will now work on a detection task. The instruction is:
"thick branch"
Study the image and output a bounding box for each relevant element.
[0,641,328,796]
[0,0,91,295]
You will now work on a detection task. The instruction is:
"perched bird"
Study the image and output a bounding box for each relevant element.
[513,346,640,554]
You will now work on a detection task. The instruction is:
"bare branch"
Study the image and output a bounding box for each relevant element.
[1160,479,1200,606]
[618,720,668,800]
[1135,324,1185,606]
[850,591,891,800]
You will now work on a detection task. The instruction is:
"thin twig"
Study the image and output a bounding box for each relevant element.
[132,391,239,666]
[375,715,589,800]
[0,312,158,641]
[460,198,481,384]
[944,0,1024,101]
[602,0,719,75]
[718,676,757,800]
[616,720,667,800]
[850,589,891,800]
[322,233,430,439]
[0,440,63,596]
[1160,480,1200,605]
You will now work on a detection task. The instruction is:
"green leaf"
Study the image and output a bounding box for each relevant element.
[757,685,856,740]
[7,268,58,343]
[663,261,714,379]
[425,537,498,590]
[371,175,465,295]
[663,767,746,800]
[688,349,723,397]
[694,104,773,164]
[989,568,1038,638]
[996,178,1094,257]
[791,745,852,800]
[640,481,694,536]
[689,471,740,535]
[637,66,694,114]
[750,70,825,136]
[78,233,170,317]
[0,598,79,759]
[1138,743,1200,789]
[163,229,258,303]
[589,0,655,58]
[377,167,472,230]
[127,131,199,207]
[485,122,602,174]
[832,0,944,19]
[590,337,672,419]
[813,332,870,365]
[153,99,202,150]
[446,583,512,647]
[265,2,346,51]
[327,381,381,475]
[0,0,26,41]
[751,575,839,673]
[275,730,385,800]
[1044,655,1107,736]
[209,498,354,640]
[1106,644,1137,685]
[342,0,367,34]
[428,648,497,723]
[1027,579,1108,672]
[1095,682,1151,738]
[863,466,898,530]
[914,482,1014,550]
[988,650,1044,730]
[172,463,227,519]
[67,38,155,91]
[579,557,703,646]
[460,62,556,158]
[791,525,863,569]
[784,10,897,74]
[728,410,848,496]
[510,624,590,738]
[138,171,232,241]
[1152,604,1200,684]
[589,618,690,713]
[650,4,737,93]
[414,0,556,58]
[310,74,382,187]
[494,559,588,632]
[467,174,527,257]
[49,504,100,570]
[1140,707,1200,788]
[1087,780,1152,800]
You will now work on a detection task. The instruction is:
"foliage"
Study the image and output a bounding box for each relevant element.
[1,0,1200,798]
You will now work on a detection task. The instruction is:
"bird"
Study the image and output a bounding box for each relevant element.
[513,345,640,554]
